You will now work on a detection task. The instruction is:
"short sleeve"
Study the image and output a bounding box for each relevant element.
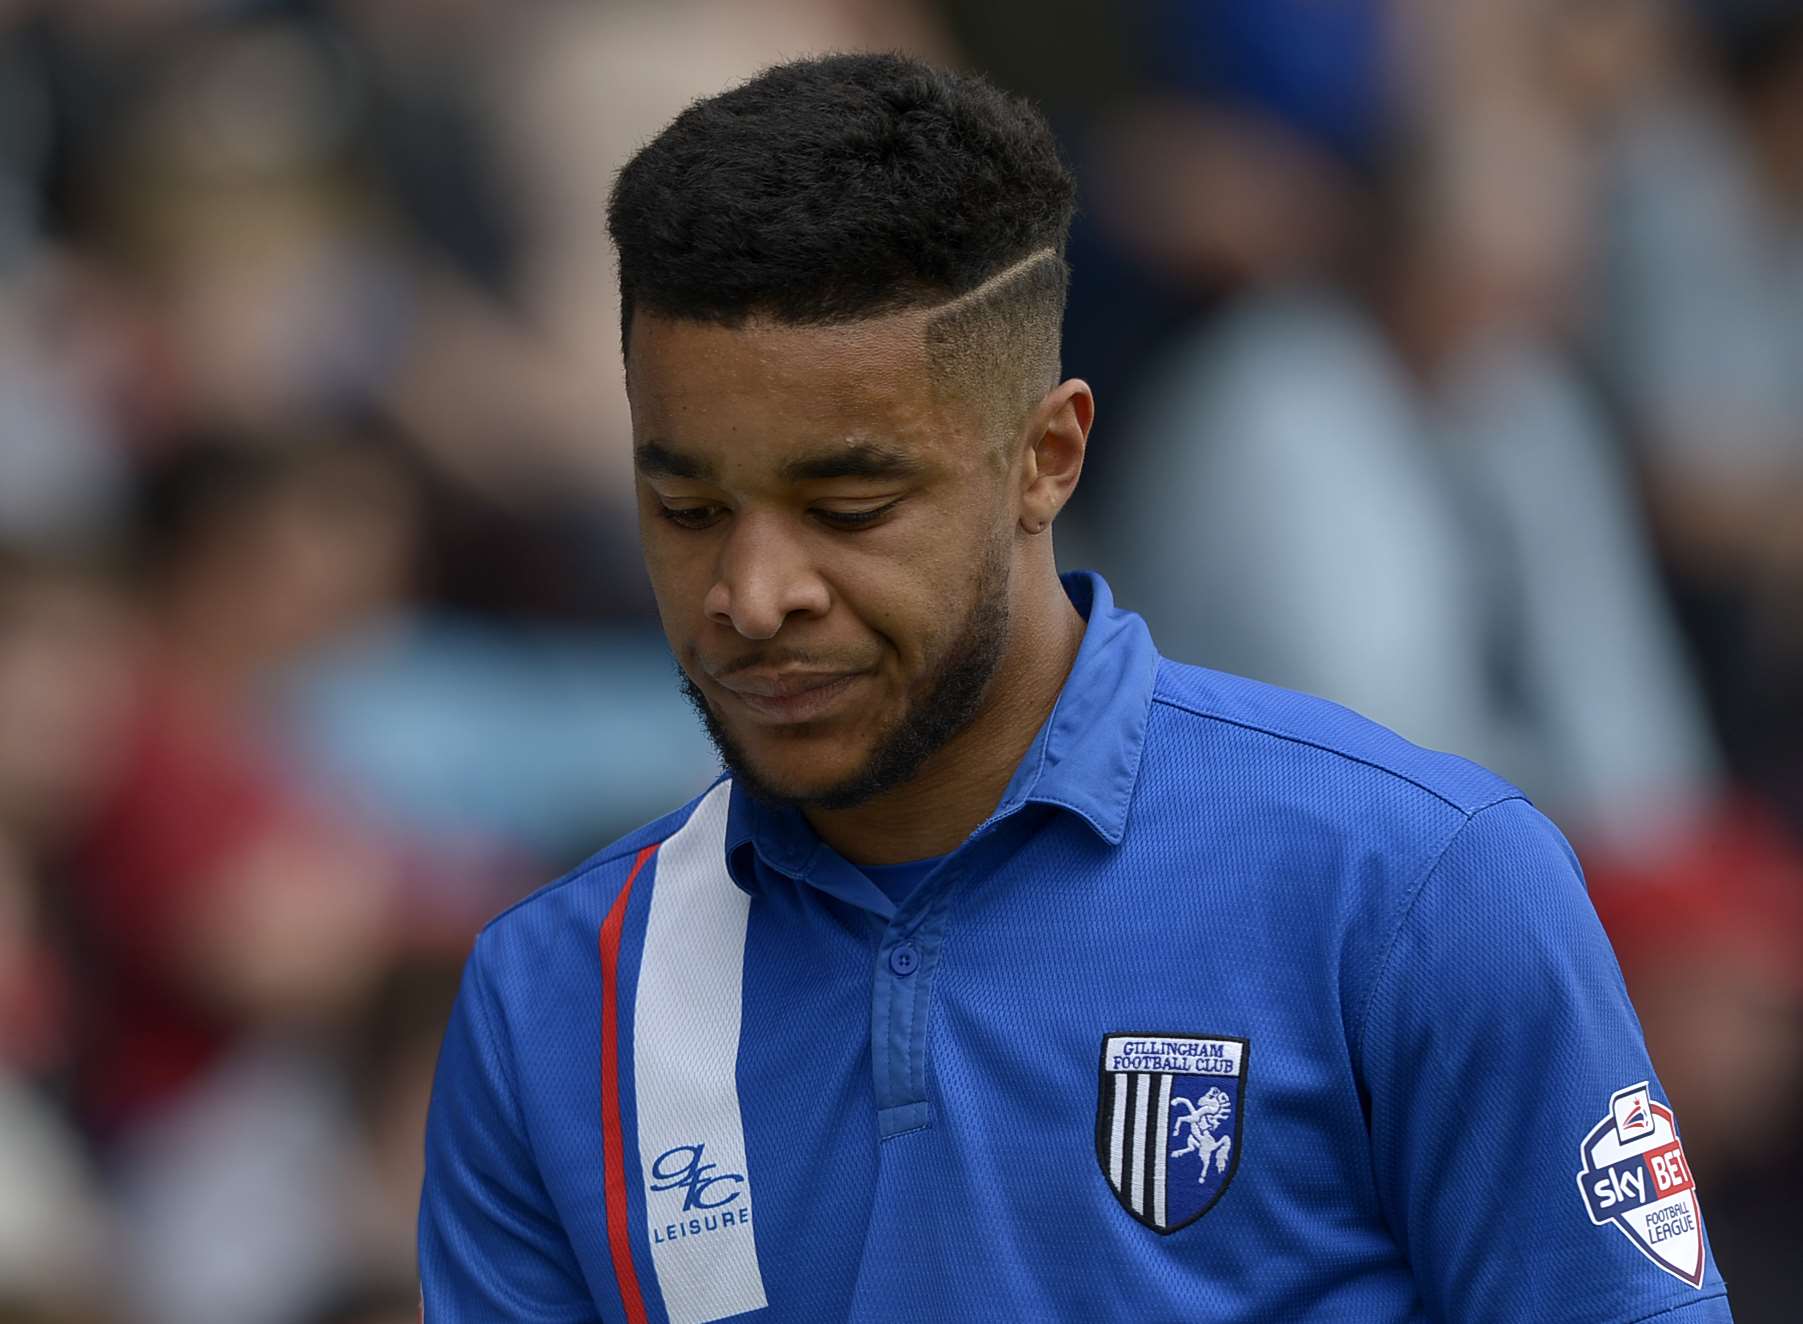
[419,934,601,1321]
[1359,798,1734,1323]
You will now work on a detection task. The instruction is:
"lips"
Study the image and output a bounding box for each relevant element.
[709,668,865,724]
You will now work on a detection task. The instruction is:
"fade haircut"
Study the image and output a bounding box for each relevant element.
[607,53,1076,436]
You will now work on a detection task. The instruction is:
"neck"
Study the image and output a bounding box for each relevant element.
[803,568,1085,866]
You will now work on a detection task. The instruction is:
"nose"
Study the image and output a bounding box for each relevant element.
[703,512,830,639]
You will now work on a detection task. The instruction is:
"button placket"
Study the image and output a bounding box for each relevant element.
[870,866,964,1139]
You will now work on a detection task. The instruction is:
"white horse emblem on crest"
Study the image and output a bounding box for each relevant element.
[1170,1086,1233,1180]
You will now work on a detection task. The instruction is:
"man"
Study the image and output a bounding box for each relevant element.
[419,54,1734,1322]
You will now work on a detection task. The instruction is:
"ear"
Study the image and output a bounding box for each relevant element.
[1017,379,1094,535]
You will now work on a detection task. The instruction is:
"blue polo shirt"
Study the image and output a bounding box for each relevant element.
[420,573,1734,1323]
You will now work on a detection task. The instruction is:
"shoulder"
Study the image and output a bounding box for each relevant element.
[1145,657,1522,819]
[1138,662,1596,1059]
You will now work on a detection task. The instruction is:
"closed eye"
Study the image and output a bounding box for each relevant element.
[656,504,726,530]
[812,499,903,531]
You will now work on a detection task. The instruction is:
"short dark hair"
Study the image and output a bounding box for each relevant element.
[607,53,1076,423]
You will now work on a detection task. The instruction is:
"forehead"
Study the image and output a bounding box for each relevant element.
[625,310,973,470]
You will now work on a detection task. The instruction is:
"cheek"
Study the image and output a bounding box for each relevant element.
[833,547,985,664]
[638,532,712,632]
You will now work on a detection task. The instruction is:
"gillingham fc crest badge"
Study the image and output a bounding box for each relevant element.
[1096,1033,1248,1234]
[1575,1082,1706,1287]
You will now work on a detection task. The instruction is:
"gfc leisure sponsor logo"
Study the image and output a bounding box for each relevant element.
[648,1142,753,1245]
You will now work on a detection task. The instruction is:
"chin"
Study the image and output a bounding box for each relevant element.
[731,740,872,805]
[679,669,893,810]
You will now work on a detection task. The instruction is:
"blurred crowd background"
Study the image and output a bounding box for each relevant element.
[0,0,1800,1320]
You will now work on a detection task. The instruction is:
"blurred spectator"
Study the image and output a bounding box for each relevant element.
[1097,5,1720,845]
[71,436,414,1138]
[67,16,414,441]
[1591,0,1803,811]
[0,552,134,1082]
[1103,289,1721,840]
[0,554,124,1314]
[108,958,460,1324]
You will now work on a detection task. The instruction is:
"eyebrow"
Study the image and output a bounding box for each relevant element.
[778,443,926,484]
[635,439,927,485]
[634,441,716,481]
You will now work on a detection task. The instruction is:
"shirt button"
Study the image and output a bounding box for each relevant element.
[889,943,919,976]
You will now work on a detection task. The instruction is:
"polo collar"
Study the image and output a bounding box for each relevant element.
[723,570,1159,898]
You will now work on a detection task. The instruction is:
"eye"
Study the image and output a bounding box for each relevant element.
[812,499,902,532]
[656,504,726,531]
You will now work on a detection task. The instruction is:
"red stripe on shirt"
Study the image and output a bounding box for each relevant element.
[600,843,659,1324]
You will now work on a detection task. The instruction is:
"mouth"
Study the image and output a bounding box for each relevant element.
[709,669,865,725]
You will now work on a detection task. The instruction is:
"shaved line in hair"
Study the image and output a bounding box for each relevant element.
[922,247,1068,459]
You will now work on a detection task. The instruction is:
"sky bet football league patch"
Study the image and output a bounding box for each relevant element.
[1097,1034,1248,1233]
[1575,1082,1706,1287]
